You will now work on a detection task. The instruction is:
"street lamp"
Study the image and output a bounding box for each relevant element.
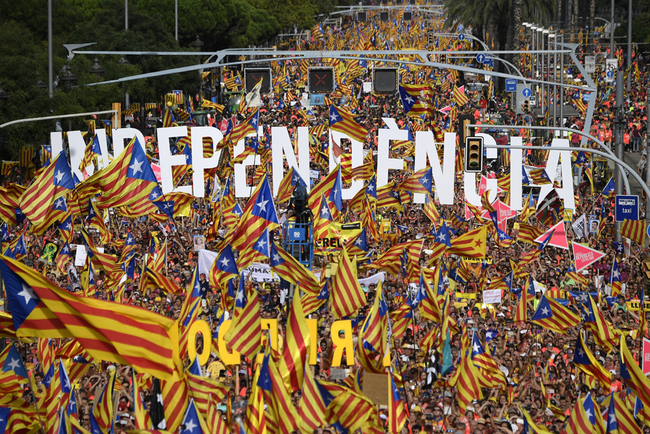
[0,82,9,101]
[89,57,105,76]
[117,56,130,66]
[59,65,78,92]
[191,35,204,50]
[35,71,48,89]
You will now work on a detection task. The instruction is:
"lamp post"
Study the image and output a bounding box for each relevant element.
[59,65,78,93]
[610,0,615,59]
[117,56,130,109]
[89,57,105,76]
[48,0,53,98]
[0,83,9,101]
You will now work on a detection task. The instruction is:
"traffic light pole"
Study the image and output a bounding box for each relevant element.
[483,143,650,200]
[465,123,631,194]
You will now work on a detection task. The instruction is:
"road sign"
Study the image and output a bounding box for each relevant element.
[476,53,486,64]
[458,34,465,41]
[485,59,494,68]
[583,93,591,101]
[584,56,596,74]
[605,58,617,83]
[522,88,531,98]
[647,223,650,239]
[615,195,639,222]
[505,79,517,92]
[516,83,532,115]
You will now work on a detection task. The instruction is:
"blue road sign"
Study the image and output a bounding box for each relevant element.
[310,94,325,106]
[506,79,517,92]
[522,88,531,98]
[476,54,486,63]
[647,223,650,238]
[485,59,494,68]
[606,70,614,79]
[287,227,306,241]
[615,195,639,222]
[583,93,591,101]
[458,34,465,41]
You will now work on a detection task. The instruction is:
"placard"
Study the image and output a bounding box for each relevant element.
[193,235,206,251]
[482,289,502,304]
[362,372,389,406]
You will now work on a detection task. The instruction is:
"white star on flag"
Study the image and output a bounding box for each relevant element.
[129,158,144,176]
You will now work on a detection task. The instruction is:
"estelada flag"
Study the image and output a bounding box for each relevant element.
[572,242,606,272]
[621,219,646,246]
[447,226,487,259]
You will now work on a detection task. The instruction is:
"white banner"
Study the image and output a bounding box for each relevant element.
[243,262,280,283]
[482,289,502,304]
[572,214,587,240]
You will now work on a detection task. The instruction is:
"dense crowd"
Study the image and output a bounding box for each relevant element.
[3,6,650,434]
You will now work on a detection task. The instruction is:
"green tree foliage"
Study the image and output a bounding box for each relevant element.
[0,0,349,157]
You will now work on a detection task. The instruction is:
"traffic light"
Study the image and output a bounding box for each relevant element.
[373,68,397,93]
[357,11,367,22]
[380,11,389,22]
[309,68,334,93]
[244,68,272,93]
[403,12,412,21]
[523,99,530,113]
[427,31,435,45]
[464,136,484,173]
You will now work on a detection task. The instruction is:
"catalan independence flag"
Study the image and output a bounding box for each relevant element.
[620,335,650,409]
[0,255,180,380]
[447,226,487,258]
[230,174,279,254]
[329,105,368,143]
[330,247,366,319]
[398,83,433,117]
[78,138,162,210]
[224,275,262,359]
[573,332,611,389]
[269,242,321,295]
[452,85,469,106]
[18,151,74,234]
[280,286,311,393]
[531,294,580,334]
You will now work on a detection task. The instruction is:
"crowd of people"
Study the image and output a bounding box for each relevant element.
[3,5,650,434]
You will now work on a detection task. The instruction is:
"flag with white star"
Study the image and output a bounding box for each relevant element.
[210,245,239,290]
[18,151,74,234]
[231,174,279,254]
[77,137,162,210]
[0,257,70,338]
[531,294,580,334]
[1,344,28,379]
[328,105,368,143]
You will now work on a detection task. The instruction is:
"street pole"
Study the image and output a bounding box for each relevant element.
[646,90,650,236]
[610,0,615,59]
[615,70,624,242]
[48,0,53,98]
[627,0,632,91]
[125,0,130,110]
[175,0,178,41]
[560,34,564,127]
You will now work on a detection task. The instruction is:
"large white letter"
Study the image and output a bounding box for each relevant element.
[538,138,575,210]
[234,130,261,198]
[377,126,406,188]
[414,131,456,205]
[272,126,310,196]
[113,128,146,155]
[192,126,224,198]
[158,126,190,194]
[66,131,87,181]
[509,136,523,211]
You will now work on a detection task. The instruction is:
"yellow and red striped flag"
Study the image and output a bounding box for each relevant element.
[18,151,74,234]
[161,372,189,433]
[298,363,327,434]
[19,147,33,168]
[0,256,180,380]
[621,219,646,245]
[269,242,321,296]
[185,370,229,420]
[531,294,580,334]
[447,226,487,258]
[452,85,469,106]
[280,286,311,393]
[1,161,18,176]
[620,335,650,409]
[329,105,368,143]
[93,368,116,434]
[132,372,152,430]
[330,247,367,319]
[224,275,262,359]
[244,368,267,434]
[573,332,611,389]
[448,349,483,412]
[77,137,161,210]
